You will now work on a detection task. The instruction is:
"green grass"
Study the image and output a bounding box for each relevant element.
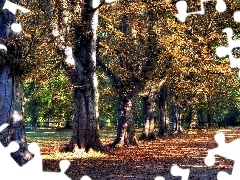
[26,128,72,142]
[26,127,154,144]
[26,127,119,143]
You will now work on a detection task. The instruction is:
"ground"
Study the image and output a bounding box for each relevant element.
[26,127,237,180]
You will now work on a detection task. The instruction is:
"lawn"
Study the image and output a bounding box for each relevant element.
[26,127,238,180]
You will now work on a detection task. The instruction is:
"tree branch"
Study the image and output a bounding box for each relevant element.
[96,58,120,86]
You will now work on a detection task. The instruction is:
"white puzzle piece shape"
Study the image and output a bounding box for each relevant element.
[215,27,240,77]
[175,0,227,22]
[204,132,240,180]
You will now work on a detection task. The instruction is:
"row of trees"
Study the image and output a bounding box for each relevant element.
[0,0,240,164]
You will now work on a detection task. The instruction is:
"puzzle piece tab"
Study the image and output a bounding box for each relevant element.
[171,164,190,180]
[0,123,82,179]
[204,132,240,180]
[175,0,227,22]
[233,11,240,22]
[0,123,22,178]
[216,27,240,77]
[0,0,30,51]
[155,164,190,180]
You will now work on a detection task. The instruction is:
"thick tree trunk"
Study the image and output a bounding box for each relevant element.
[65,0,104,152]
[67,85,104,152]
[140,92,156,140]
[110,89,138,147]
[0,64,30,165]
[157,85,170,136]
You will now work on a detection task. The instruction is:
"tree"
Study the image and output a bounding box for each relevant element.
[0,0,33,165]
[47,0,121,152]
[165,0,240,129]
[98,0,180,145]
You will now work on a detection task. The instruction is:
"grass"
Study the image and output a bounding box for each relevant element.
[26,128,72,142]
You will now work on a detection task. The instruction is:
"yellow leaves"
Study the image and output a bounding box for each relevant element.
[102,87,114,95]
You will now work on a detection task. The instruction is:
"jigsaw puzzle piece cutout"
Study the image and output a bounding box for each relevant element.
[59,159,71,173]
[0,123,9,132]
[80,175,92,180]
[217,171,232,180]
[154,176,165,180]
[0,0,30,52]
[233,11,240,22]
[3,0,30,15]
[215,0,227,12]
[0,123,20,173]
[215,27,240,77]
[41,172,71,180]
[175,0,227,22]
[205,132,240,162]
[204,132,240,179]
[171,164,190,180]
[175,0,188,22]
[40,160,71,180]
[21,142,43,174]
[0,140,21,178]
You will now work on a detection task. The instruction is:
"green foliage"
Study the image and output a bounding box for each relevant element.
[98,68,117,128]
[23,68,73,127]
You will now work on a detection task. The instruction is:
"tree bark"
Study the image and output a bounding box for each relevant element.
[140,92,156,140]
[0,64,30,165]
[0,0,30,165]
[63,0,104,152]
[109,88,138,147]
[157,85,170,136]
[97,59,139,147]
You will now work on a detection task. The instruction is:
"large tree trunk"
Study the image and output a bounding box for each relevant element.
[65,0,104,152]
[157,85,170,136]
[0,64,30,165]
[67,85,104,152]
[110,88,138,147]
[140,92,156,140]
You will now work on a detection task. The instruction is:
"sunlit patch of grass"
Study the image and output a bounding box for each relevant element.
[42,149,106,160]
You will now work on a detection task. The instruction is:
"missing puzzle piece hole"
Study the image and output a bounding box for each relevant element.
[204,153,215,166]
[7,141,20,153]
[154,177,165,180]
[217,171,231,180]
[0,123,9,132]
[176,0,187,13]
[170,164,190,180]
[234,11,240,22]
[214,132,225,145]
[59,160,70,173]
[216,46,228,58]
[28,142,40,154]
[215,0,227,12]
[11,23,22,33]
[175,0,188,22]
[80,175,92,180]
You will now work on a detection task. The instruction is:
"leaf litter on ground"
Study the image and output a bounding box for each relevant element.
[27,128,240,180]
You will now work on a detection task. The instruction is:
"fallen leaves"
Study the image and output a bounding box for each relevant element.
[37,128,239,179]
